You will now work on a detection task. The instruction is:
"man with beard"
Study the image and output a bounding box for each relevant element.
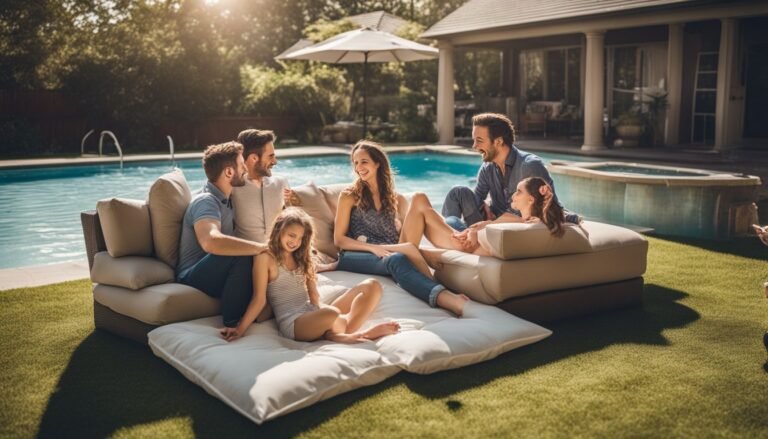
[442,113,578,243]
[230,129,286,243]
[233,128,338,273]
[177,141,268,337]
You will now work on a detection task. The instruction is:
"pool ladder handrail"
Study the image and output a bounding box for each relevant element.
[167,135,176,168]
[98,130,124,169]
[80,129,95,155]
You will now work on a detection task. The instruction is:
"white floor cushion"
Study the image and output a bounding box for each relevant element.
[148,271,552,424]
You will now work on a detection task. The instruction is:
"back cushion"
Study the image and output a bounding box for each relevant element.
[290,182,339,258]
[147,169,192,268]
[97,198,153,257]
[479,222,592,260]
[320,183,348,214]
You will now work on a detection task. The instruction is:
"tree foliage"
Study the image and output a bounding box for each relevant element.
[1,0,493,148]
[240,62,350,142]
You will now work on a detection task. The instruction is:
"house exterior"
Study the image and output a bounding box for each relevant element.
[423,0,768,150]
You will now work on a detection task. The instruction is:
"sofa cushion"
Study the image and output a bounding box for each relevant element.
[290,182,339,258]
[94,282,220,326]
[147,169,192,269]
[436,221,648,304]
[479,222,592,260]
[91,251,175,290]
[320,183,348,214]
[97,198,153,257]
[148,271,551,424]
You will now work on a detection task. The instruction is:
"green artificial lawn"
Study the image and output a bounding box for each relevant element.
[2,236,767,438]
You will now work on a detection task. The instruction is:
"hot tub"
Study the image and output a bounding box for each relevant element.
[549,161,762,239]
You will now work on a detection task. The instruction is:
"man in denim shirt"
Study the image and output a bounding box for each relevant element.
[442,113,578,237]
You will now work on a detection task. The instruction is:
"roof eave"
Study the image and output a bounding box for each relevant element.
[420,0,717,40]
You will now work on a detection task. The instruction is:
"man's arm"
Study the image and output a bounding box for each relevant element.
[194,218,267,256]
[473,166,491,213]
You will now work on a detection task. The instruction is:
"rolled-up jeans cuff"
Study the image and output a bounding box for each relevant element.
[429,284,445,308]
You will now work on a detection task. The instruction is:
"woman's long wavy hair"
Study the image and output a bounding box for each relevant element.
[346,140,398,218]
[521,177,565,237]
[268,207,316,286]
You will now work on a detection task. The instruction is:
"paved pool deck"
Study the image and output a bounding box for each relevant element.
[2,141,766,291]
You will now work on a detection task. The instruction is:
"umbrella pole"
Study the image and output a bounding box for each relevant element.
[363,52,368,139]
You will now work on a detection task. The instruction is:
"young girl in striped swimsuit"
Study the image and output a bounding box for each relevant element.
[258,207,399,343]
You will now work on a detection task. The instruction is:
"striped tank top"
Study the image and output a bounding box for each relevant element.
[267,265,311,327]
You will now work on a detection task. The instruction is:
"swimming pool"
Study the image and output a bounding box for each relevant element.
[0,151,592,269]
[549,161,761,239]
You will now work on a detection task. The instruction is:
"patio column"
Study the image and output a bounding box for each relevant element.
[715,18,740,150]
[582,31,606,151]
[437,41,455,145]
[665,23,684,146]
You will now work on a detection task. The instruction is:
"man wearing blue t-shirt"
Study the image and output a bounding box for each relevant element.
[441,113,578,249]
[177,141,268,340]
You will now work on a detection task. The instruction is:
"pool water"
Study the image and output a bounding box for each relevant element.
[0,151,592,269]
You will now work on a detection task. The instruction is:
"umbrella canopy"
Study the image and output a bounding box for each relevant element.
[284,27,438,63]
[282,27,438,135]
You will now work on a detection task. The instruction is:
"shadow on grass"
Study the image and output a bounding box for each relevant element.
[653,235,768,262]
[37,284,696,436]
[36,328,396,437]
[402,284,699,399]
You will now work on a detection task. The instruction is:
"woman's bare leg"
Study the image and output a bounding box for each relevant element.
[419,247,448,270]
[381,242,433,279]
[401,193,464,250]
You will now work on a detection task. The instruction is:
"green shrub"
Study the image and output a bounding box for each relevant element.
[395,88,437,143]
[240,63,349,142]
[0,119,44,155]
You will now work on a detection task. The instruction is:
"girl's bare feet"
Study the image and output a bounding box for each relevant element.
[436,290,471,317]
[361,321,400,340]
[324,332,366,344]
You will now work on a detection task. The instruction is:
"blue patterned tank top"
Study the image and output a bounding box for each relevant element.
[347,206,399,245]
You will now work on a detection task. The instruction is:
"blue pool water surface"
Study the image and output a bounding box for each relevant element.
[0,151,592,269]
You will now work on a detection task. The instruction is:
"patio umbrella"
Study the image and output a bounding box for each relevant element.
[281,27,438,136]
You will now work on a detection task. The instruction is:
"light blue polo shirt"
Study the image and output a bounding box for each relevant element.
[176,181,235,278]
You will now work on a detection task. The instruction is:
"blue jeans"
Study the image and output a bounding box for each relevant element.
[337,251,445,307]
[177,254,253,327]
[442,186,484,230]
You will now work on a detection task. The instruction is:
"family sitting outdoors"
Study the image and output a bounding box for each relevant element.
[176,113,579,344]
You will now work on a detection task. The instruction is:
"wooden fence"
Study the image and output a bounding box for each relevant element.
[1,90,298,153]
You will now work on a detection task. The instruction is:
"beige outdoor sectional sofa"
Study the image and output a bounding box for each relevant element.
[81,168,649,344]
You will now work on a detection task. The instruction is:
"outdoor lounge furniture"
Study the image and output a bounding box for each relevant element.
[148,271,552,423]
[434,222,648,322]
[80,169,556,423]
[81,170,648,344]
[80,168,648,423]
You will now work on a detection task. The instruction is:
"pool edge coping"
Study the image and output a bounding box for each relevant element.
[0,145,473,170]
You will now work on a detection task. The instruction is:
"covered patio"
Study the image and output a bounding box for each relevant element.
[424,0,768,152]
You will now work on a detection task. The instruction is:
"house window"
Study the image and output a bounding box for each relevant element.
[521,47,581,106]
[522,51,544,101]
[607,44,668,122]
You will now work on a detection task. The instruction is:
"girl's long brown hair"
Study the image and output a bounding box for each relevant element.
[268,207,316,286]
[346,140,398,219]
[522,177,565,237]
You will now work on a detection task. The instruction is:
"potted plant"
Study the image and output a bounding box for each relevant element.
[641,87,668,147]
[614,108,644,147]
